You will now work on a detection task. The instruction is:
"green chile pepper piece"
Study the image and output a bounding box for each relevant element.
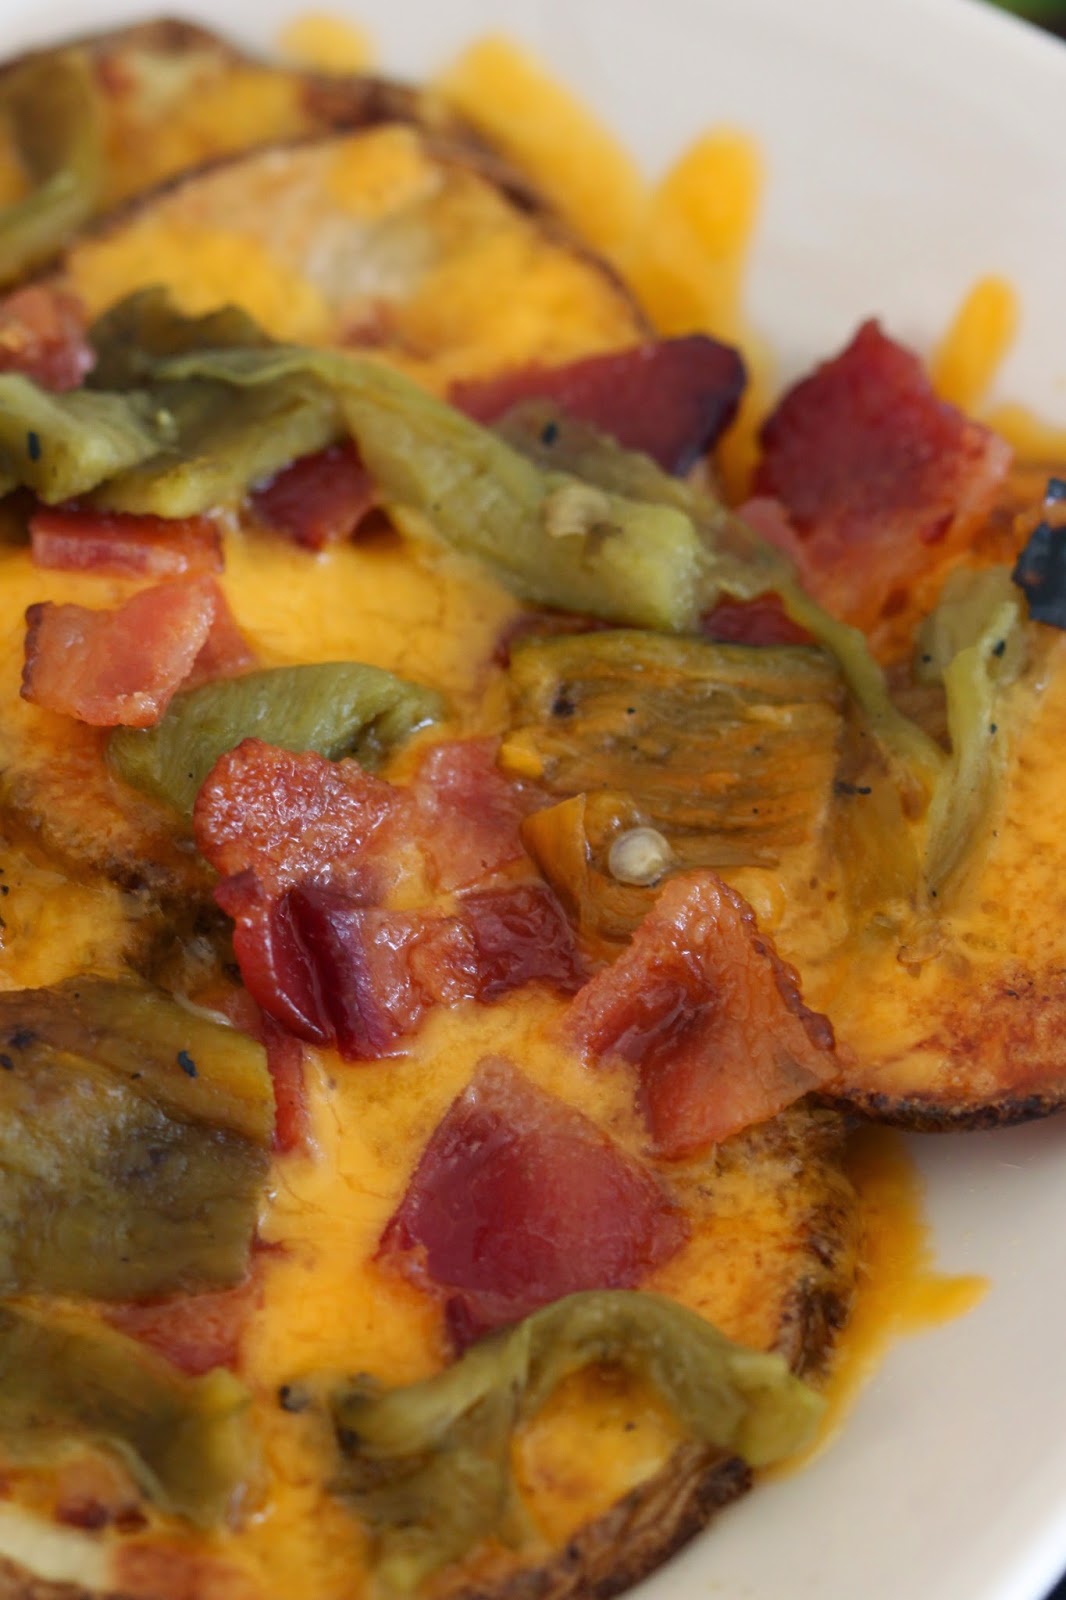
[109,661,445,818]
[155,346,716,632]
[88,287,273,390]
[916,566,1026,898]
[0,50,103,286]
[330,1288,823,1593]
[0,1303,254,1524]
[84,288,340,516]
[0,376,169,502]
[504,629,844,869]
[0,978,272,1299]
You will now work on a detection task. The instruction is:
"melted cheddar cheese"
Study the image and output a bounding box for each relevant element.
[0,20,1030,1597]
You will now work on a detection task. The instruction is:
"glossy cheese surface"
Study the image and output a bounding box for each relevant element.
[0,31,1007,1595]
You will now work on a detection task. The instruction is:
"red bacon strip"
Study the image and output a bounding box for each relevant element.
[700,592,811,646]
[215,878,583,1059]
[250,441,376,550]
[752,321,1011,632]
[260,1017,311,1154]
[452,335,745,474]
[30,506,223,579]
[411,738,536,891]
[379,1057,688,1348]
[195,740,406,899]
[567,872,837,1158]
[185,587,256,687]
[21,577,222,727]
[0,286,93,391]
[196,741,583,1058]
[103,1276,260,1377]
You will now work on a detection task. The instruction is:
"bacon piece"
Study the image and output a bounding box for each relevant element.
[567,872,837,1158]
[379,1057,688,1347]
[0,286,93,391]
[30,506,223,579]
[185,588,256,687]
[412,738,536,891]
[260,1018,310,1155]
[103,1277,259,1377]
[452,335,746,474]
[250,441,375,550]
[197,742,583,1058]
[458,883,584,1000]
[194,740,406,898]
[21,577,220,727]
[700,592,811,646]
[221,880,584,1059]
[752,321,1011,632]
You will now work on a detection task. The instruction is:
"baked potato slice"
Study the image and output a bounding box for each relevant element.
[0,117,645,895]
[793,628,1066,1128]
[0,1100,857,1600]
[0,19,479,250]
[43,122,643,386]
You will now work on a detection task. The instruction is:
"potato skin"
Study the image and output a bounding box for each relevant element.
[441,1449,751,1600]
[0,21,849,1600]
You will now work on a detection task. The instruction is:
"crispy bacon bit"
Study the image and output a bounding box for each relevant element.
[567,872,837,1157]
[194,740,405,899]
[186,588,256,687]
[700,592,811,646]
[197,742,583,1059]
[379,1057,688,1347]
[219,880,584,1059]
[412,739,536,890]
[753,321,1011,632]
[250,441,376,550]
[103,1277,260,1377]
[458,883,584,999]
[260,1017,310,1155]
[30,506,223,579]
[21,577,221,728]
[452,335,746,474]
[0,286,94,391]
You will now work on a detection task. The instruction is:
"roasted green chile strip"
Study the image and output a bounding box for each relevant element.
[496,401,944,787]
[155,342,944,778]
[0,976,274,1142]
[0,377,169,502]
[915,566,1027,898]
[85,288,341,515]
[331,1289,823,1594]
[88,287,273,390]
[0,978,271,1298]
[0,50,103,286]
[109,662,445,817]
[504,631,844,871]
[155,346,721,631]
[0,1303,253,1524]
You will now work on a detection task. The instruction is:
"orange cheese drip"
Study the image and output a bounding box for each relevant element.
[276,13,374,72]
[931,275,1019,412]
[782,1127,987,1475]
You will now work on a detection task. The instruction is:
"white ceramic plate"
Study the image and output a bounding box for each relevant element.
[5,1,1066,1597]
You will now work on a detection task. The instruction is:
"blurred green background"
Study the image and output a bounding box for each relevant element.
[988,0,1066,33]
